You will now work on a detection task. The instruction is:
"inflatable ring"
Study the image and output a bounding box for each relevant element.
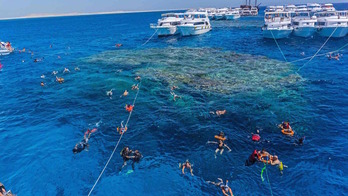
[260,155,271,164]
[214,135,226,141]
[281,129,294,136]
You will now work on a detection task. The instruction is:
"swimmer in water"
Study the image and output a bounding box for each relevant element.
[115,43,123,47]
[117,121,127,134]
[207,178,233,196]
[171,85,178,91]
[0,182,14,196]
[125,104,134,112]
[120,90,129,98]
[106,89,113,99]
[72,128,97,154]
[56,76,64,84]
[210,110,226,116]
[179,159,194,176]
[63,68,70,73]
[120,146,132,169]
[52,71,58,75]
[128,150,142,170]
[41,74,45,79]
[278,121,292,133]
[74,67,80,71]
[41,82,45,87]
[135,76,141,81]
[295,136,305,146]
[132,84,139,90]
[170,91,181,101]
[207,139,231,158]
[251,130,261,142]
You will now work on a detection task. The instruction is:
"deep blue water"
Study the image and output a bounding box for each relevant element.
[1,4,348,196]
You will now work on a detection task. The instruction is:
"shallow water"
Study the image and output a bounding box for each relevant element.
[1,5,348,196]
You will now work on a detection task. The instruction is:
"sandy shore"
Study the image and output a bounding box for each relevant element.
[0,8,187,20]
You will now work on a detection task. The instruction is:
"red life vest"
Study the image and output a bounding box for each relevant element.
[252,134,260,141]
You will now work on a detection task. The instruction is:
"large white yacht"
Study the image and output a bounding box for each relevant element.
[321,3,335,12]
[292,12,317,37]
[225,9,241,20]
[150,13,184,36]
[0,42,13,56]
[285,5,297,12]
[315,11,348,38]
[250,7,259,16]
[177,12,212,36]
[307,3,322,13]
[262,12,293,39]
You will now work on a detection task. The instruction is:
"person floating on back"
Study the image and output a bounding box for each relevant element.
[207,178,234,196]
[179,159,194,176]
[72,128,97,154]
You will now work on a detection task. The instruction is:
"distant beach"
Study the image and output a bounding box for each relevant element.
[0,8,186,20]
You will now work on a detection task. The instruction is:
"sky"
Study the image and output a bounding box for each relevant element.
[0,0,346,18]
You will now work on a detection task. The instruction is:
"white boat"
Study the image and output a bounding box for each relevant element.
[150,13,184,36]
[321,3,335,12]
[0,42,13,56]
[241,8,251,16]
[262,12,293,39]
[215,8,228,20]
[315,11,348,38]
[250,7,259,16]
[296,5,308,12]
[292,12,317,37]
[265,6,276,13]
[177,12,212,36]
[307,3,322,13]
[285,5,297,12]
[225,10,241,20]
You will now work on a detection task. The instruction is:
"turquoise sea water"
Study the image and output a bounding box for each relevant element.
[1,4,348,195]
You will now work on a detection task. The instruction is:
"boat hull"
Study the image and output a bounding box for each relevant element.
[263,29,293,39]
[178,26,212,36]
[151,26,178,36]
[318,27,348,38]
[225,15,240,20]
[293,27,316,37]
[215,15,225,20]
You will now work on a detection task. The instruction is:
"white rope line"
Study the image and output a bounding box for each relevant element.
[87,82,142,196]
[297,26,338,72]
[270,30,288,62]
[142,29,158,46]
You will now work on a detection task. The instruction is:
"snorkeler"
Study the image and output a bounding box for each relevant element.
[120,146,132,169]
[120,90,129,97]
[135,76,141,81]
[207,178,233,196]
[207,139,231,158]
[56,76,64,83]
[40,74,45,79]
[179,160,194,176]
[52,71,58,75]
[117,121,127,134]
[0,182,14,196]
[125,104,134,112]
[170,91,181,101]
[63,68,70,73]
[115,43,123,47]
[75,67,80,71]
[295,136,305,146]
[72,128,97,154]
[41,82,45,87]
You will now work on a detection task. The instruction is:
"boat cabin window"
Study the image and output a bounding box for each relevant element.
[194,22,205,25]
[293,22,299,25]
[170,22,180,26]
